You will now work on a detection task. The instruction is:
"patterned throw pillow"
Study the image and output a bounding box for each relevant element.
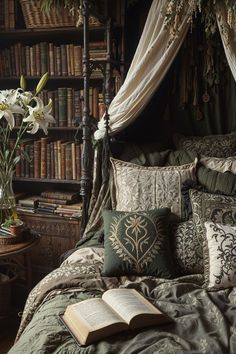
[204,221,236,289]
[110,157,197,220]
[102,208,174,277]
[200,156,236,174]
[174,132,236,157]
[171,219,203,275]
[190,189,236,243]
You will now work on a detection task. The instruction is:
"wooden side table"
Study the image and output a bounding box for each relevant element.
[0,232,40,292]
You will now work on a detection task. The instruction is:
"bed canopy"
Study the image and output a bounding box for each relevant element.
[79,0,236,235]
[94,0,236,141]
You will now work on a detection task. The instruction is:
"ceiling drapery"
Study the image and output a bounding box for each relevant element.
[94,0,236,140]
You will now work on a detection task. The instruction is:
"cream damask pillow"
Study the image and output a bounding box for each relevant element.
[200,156,236,174]
[110,157,197,220]
[204,221,236,289]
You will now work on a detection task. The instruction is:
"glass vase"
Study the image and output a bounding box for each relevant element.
[0,169,17,225]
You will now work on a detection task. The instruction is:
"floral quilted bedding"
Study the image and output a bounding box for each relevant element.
[9,247,236,354]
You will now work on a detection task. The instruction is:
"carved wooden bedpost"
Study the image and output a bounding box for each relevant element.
[80,0,93,235]
[102,18,113,183]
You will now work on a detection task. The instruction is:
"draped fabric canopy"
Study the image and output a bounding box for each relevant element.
[94,0,236,141]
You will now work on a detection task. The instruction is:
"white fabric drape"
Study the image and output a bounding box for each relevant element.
[94,0,191,140]
[216,3,236,82]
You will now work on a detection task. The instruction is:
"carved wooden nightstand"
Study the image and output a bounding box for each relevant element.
[17,212,81,282]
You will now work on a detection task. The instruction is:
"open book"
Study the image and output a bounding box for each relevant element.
[61,288,173,346]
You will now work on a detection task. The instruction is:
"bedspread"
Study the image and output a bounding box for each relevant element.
[9,247,236,354]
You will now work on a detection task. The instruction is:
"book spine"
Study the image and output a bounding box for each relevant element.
[58,88,67,127]
[61,142,66,180]
[54,141,58,179]
[33,140,41,178]
[46,143,51,179]
[10,45,16,77]
[29,46,34,76]
[73,45,82,76]
[69,43,75,76]
[57,140,62,179]
[48,42,55,76]
[4,0,9,29]
[40,137,49,178]
[8,0,15,29]
[65,143,73,180]
[55,46,61,76]
[25,45,31,76]
[71,142,76,180]
[67,87,73,127]
[35,43,40,76]
[0,0,4,29]
[50,141,55,179]
[21,45,26,76]
[40,42,48,75]
[66,44,71,76]
[75,143,81,180]
[60,44,67,76]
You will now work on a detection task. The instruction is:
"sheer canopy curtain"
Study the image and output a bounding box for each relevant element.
[94,0,191,140]
[216,2,236,82]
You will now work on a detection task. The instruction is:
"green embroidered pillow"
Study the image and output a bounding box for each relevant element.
[102,208,174,278]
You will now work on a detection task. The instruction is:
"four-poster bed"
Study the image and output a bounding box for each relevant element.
[9,0,236,353]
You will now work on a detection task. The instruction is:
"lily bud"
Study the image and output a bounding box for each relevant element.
[20,75,26,91]
[36,72,49,94]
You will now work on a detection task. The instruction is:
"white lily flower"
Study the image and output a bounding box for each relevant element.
[0,89,25,129]
[23,97,55,134]
[17,90,34,106]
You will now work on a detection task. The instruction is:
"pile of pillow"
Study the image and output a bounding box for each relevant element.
[101,132,236,291]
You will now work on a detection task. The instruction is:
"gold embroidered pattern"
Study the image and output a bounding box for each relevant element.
[109,213,163,273]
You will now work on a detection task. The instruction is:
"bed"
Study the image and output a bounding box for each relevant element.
[9,134,236,354]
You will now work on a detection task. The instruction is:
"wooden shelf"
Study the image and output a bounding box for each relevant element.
[13,177,81,184]
[0,74,104,81]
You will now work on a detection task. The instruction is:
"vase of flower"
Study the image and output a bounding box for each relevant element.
[0,169,17,225]
[0,72,55,226]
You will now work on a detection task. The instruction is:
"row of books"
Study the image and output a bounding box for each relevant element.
[0,41,115,78]
[14,139,82,181]
[16,190,83,219]
[14,87,106,128]
[0,0,15,30]
[38,87,105,125]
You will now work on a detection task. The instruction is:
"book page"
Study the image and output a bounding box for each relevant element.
[67,298,126,332]
[102,289,161,324]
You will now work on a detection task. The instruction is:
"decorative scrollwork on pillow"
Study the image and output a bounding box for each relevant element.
[174,132,236,157]
[204,221,236,289]
[110,157,197,220]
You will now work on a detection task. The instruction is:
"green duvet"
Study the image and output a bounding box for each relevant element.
[9,247,236,354]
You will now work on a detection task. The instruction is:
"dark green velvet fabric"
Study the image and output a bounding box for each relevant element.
[102,208,174,277]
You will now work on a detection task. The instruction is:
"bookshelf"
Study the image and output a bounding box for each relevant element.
[0,0,126,280]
